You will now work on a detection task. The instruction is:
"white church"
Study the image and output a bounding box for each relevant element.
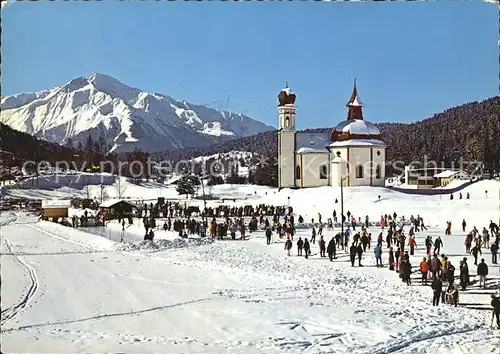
[277,79,387,189]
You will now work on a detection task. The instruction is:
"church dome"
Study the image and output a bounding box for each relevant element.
[330,119,381,142]
[330,78,383,143]
[278,86,296,106]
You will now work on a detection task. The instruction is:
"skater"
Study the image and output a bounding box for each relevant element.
[425,236,433,255]
[462,219,467,233]
[471,245,481,265]
[420,257,429,285]
[491,294,500,329]
[430,254,442,280]
[297,237,303,256]
[477,259,488,289]
[408,235,417,256]
[284,237,293,256]
[491,242,498,264]
[374,244,382,268]
[445,221,452,235]
[304,238,311,259]
[434,236,443,255]
[349,243,357,267]
[459,258,470,290]
[403,259,412,285]
[319,236,326,257]
[465,233,472,253]
[357,243,364,267]
[388,247,395,270]
[445,283,459,307]
[327,237,336,261]
[266,227,272,245]
[432,276,443,306]
[395,247,401,273]
[311,227,316,244]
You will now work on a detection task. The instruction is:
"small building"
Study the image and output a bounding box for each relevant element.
[99,199,138,219]
[400,166,469,189]
[42,199,70,219]
[434,170,469,187]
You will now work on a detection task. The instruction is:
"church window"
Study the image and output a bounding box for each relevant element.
[375,165,381,179]
[295,165,301,180]
[319,165,328,179]
[284,117,290,128]
[355,165,364,179]
[377,150,381,156]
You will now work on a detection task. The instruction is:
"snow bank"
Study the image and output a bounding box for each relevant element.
[8,172,115,190]
[116,237,214,252]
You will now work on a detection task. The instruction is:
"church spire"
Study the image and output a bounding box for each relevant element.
[346,78,364,120]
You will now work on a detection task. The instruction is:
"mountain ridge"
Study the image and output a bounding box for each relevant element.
[151,96,500,171]
[0,73,274,153]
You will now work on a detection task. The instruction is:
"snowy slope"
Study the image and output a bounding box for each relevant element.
[0,73,274,153]
[1,177,499,353]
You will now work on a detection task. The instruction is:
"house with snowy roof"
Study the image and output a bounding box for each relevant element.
[277,79,387,188]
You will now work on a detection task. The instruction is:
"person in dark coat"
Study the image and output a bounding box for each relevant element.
[319,236,326,257]
[303,238,311,259]
[432,277,443,306]
[446,261,456,284]
[477,259,488,289]
[388,247,395,270]
[395,248,401,273]
[459,258,470,291]
[297,237,303,256]
[491,294,500,329]
[403,260,412,285]
[265,228,272,245]
[491,242,498,264]
[471,245,481,265]
[327,237,336,261]
[349,243,357,267]
[356,244,364,267]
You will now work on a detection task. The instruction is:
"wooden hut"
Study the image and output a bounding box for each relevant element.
[99,199,138,219]
[41,200,70,219]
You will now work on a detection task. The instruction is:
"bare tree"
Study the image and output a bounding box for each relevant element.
[114,176,127,199]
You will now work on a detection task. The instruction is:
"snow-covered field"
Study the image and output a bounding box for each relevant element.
[1,181,499,353]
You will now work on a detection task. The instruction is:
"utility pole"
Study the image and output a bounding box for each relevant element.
[340,174,349,241]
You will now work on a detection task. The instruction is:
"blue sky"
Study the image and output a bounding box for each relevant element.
[3,1,498,128]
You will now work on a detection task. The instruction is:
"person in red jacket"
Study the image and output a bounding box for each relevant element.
[420,257,429,285]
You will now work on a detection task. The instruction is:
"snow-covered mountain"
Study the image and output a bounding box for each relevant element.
[0,73,274,153]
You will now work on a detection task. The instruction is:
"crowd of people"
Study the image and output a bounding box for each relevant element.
[273,210,500,328]
[71,195,500,328]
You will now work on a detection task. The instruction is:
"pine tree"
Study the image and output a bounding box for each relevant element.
[176,175,196,198]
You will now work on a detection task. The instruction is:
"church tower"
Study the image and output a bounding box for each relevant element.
[277,82,297,188]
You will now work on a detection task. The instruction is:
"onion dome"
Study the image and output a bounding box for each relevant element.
[278,81,296,106]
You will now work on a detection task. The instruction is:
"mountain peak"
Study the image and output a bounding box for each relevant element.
[0,74,274,153]
[87,73,141,103]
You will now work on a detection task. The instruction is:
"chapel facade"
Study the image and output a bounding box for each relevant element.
[277,79,387,189]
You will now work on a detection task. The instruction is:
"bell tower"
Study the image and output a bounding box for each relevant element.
[277,82,297,188]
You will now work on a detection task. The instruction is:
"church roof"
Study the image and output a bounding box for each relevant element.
[334,119,381,136]
[296,132,330,152]
[278,82,296,106]
[329,139,386,147]
[296,147,326,154]
[330,79,384,143]
[346,78,363,108]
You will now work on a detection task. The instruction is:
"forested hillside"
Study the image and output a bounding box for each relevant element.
[154,96,500,169]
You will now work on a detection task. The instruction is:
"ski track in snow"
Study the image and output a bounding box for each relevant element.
[1,237,40,326]
[1,212,497,353]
